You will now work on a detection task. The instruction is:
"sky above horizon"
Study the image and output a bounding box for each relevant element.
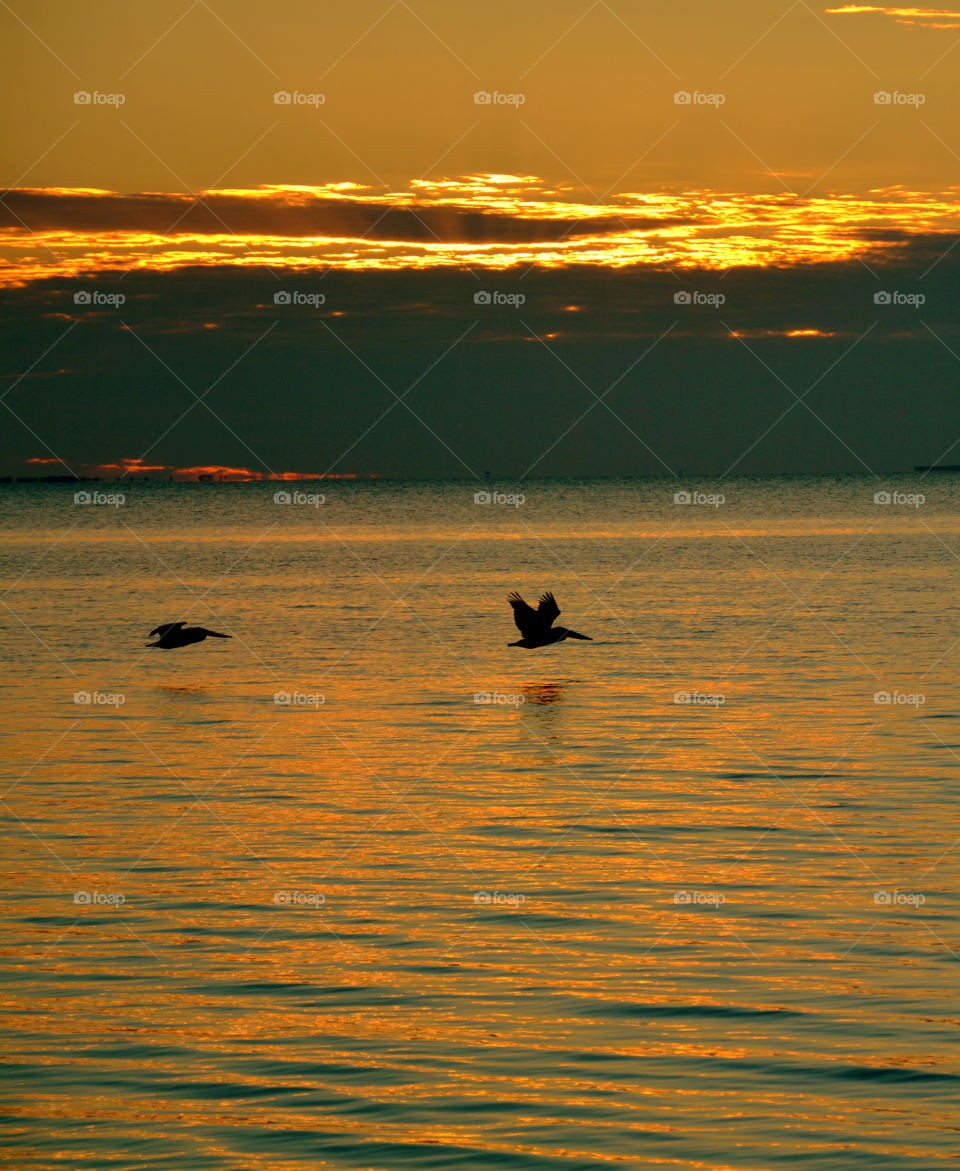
[5,1,960,194]
[3,2,960,478]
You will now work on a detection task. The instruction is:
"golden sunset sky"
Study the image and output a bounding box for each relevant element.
[3,2,960,478]
[3,1,960,284]
[4,3,960,197]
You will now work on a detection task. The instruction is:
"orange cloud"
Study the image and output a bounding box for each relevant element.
[3,178,960,285]
[22,457,364,481]
[826,5,960,27]
[171,465,334,481]
[728,328,848,339]
[94,459,170,474]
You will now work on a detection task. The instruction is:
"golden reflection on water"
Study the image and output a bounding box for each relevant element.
[2,482,959,1167]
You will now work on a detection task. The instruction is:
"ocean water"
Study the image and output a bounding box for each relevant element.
[1,476,958,1170]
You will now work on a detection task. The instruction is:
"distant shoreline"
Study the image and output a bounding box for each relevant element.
[4,471,960,486]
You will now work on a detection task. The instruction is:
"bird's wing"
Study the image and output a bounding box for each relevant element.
[537,592,560,628]
[149,621,185,636]
[508,592,539,636]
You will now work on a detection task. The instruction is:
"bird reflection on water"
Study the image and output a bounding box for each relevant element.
[521,680,568,706]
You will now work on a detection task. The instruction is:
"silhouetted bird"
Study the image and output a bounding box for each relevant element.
[507,591,592,649]
[146,621,231,650]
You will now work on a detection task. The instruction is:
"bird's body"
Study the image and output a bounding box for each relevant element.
[507,591,591,649]
[147,621,231,649]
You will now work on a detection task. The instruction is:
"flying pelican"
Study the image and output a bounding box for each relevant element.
[146,622,231,650]
[507,591,592,649]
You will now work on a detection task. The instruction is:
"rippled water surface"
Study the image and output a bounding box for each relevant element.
[1,477,959,1169]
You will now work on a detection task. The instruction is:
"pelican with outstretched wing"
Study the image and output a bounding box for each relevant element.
[146,621,232,650]
[507,591,592,649]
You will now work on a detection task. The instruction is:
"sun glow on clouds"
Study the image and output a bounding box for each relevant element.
[729,328,846,339]
[2,176,960,285]
[826,5,960,27]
